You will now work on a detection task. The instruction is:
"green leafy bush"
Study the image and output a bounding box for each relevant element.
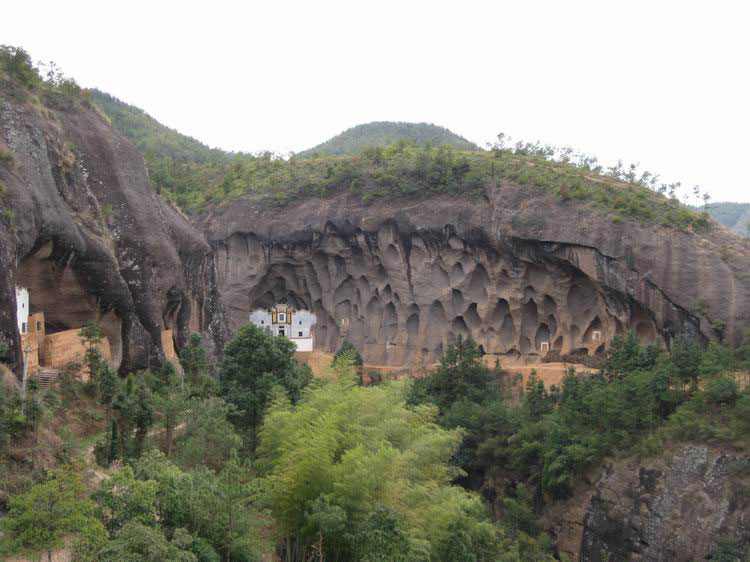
[704,376,739,405]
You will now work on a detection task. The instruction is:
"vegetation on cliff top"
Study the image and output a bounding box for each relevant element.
[0,45,91,109]
[86,84,713,232]
[89,90,230,166]
[0,45,721,233]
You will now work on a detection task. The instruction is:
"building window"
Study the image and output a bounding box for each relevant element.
[540,342,549,353]
[21,322,27,334]
[299,320,302,325]
[298,331,303,337]
[36,321,42,332]
[278,328,285,337]
[278,312,286,323]
[592,330,601,342]
[260,320,264,324]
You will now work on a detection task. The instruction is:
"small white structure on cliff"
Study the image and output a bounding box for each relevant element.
[16,286,29,334]
[249,304,317,352]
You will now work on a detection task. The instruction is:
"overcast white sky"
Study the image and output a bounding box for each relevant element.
[4,1,749,202]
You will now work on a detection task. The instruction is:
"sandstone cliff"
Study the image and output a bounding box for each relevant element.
[2,79,749,375]
[0,90,225,375]
[202,188,750,366]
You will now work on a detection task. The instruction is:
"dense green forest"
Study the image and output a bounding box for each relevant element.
[88,85,713,232]
[298,122,479,157]
[3,318,750,560]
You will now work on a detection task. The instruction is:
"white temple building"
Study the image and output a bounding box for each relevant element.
[249,304,317,352]
[16,286,29,334]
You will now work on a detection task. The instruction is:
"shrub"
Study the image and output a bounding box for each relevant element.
[0,147,14,168]
[0,46,41,89]
[704,376,739,406]
[1,207,14,226]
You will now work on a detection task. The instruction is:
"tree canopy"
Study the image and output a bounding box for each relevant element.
[257,366,499,562]
[220,324,312,452]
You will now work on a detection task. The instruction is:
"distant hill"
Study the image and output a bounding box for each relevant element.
[704,202,750,236]
[299,121,479,157]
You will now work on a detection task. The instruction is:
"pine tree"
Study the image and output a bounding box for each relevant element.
[0,467,106,561]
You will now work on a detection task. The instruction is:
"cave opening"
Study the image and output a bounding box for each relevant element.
[17,243,123,371]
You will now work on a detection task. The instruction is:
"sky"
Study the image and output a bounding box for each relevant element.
[4,1,749,202]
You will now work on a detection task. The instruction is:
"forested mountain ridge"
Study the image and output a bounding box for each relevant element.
[704,201,750,236]
[91,91,717,237]
[89,89,229,165]
[298,121,479,157]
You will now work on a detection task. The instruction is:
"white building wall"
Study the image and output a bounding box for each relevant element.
[291,310,317,338]
[15,287,29,334]
[249,306,317,351]
[249,309,273,334]
[290,336,314,352]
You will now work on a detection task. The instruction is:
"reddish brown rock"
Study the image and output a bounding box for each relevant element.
[0,93,225,375]
[202,188,749,365]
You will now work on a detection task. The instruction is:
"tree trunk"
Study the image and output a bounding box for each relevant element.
[165,418,174,457]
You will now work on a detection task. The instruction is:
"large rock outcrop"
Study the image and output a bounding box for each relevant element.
[0,91,225,375]
[203,188,750,366]
[546,444,750,561]
[2,85,748,373]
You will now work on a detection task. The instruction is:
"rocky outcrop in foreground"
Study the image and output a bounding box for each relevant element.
[0,91,224,374]
[548,444,750,561]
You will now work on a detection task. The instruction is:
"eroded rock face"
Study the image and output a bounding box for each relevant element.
[0,94,225,374]
[548,444,750,562]
[204,189,749,365]
[213,225,669,366]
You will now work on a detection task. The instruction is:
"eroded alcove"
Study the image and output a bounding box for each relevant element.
[222,225,672,366]
[18,243,123,370]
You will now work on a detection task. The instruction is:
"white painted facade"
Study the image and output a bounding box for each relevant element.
[16,286,29,334]
[249,305,317,352]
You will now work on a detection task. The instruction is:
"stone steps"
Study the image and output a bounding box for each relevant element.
[34,368,60,391]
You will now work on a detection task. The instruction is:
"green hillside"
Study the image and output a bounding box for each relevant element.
[91,92,710,232]
[705,202,750,236]
[89,90,228,165]
[299,121,479,157]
